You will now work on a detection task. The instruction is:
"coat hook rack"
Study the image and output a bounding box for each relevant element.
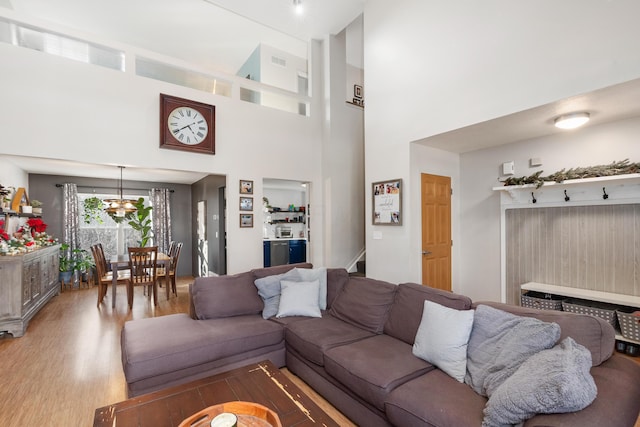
[564,190,570,202]
[531,192,537,204]
[602,187,609,200]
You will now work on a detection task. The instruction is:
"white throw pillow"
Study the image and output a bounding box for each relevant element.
[276,280,322,318]
[412,300,475,382]
[290,267,328,310]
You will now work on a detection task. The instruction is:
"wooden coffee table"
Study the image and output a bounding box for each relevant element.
[93,360,340,427]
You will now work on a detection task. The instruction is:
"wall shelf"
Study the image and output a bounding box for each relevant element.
[493,173,640,208]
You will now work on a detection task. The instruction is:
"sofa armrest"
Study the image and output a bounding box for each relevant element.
[188,282,197,319]
[474,301,615,366]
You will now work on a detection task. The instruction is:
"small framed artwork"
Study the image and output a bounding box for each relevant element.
[354,84,363,99]
[240,180,253,194]
[240,213,254,228]
[239,197,253,211]
[372,179,402,226]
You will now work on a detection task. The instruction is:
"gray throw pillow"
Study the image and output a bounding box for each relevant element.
[254,273,285,319]
[482,337,597,427]
[465,304,561,397]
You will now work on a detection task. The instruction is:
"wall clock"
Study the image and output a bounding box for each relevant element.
[160,93,215,155]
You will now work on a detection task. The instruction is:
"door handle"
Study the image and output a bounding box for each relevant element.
[421,250,432,255]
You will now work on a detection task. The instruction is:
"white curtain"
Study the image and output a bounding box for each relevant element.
[150,188,172,254]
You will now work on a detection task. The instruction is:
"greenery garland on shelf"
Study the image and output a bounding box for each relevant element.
[501,159,640,189]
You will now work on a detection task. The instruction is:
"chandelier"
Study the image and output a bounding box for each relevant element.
[104,166,137,217]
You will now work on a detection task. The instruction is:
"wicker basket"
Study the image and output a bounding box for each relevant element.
[617,311,640,342]
[520,291,564,311]
[562,299,617,327]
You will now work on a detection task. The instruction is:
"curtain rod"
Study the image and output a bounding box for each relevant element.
[55,184,174,193]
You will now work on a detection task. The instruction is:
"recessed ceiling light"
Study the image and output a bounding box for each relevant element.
[554,112,590,130]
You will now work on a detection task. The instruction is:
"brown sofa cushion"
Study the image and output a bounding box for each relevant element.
[474,301,614,366]
[385,282,472,345]
[385,369,487,427]
[284,314,374,366]
[192,272,263,319]
[330,277,398,333]
[323,334,433,411]
[326,268,349,309]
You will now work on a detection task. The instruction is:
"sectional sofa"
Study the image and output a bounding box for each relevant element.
[121,263,640,426]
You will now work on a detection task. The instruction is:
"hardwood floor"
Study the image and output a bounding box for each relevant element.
[0,278,354,427]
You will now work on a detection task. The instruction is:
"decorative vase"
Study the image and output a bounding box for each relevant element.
[32,207,42,215]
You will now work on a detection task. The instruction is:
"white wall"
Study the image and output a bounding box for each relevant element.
[364,0,640,285]
[322,31,365,270]
[459,116,640,302]
[0,27,324,274]
[0,158,28,195]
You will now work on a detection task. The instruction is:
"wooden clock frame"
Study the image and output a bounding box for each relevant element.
[160,93,216,155]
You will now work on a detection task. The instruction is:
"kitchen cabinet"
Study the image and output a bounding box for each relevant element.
[263,239,307,267]
[289,239,306,264]
[263,241,271,268]
[0,244,60,337]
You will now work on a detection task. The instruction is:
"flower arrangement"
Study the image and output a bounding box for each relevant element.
[0,218,57,256]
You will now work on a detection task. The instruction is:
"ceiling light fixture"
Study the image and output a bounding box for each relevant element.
[104,166,137,217]
[554,112,590,130]
[293,0,303,15]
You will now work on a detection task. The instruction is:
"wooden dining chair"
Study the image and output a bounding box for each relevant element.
[127,246,159,308]
[91,244,129,307]
[158,242,183,298]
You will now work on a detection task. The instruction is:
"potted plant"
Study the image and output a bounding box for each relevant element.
[75,249,95,284]
[31,199,43,215]
[83,196,104,224]
[128,197,153,247]
[59,243,75,284]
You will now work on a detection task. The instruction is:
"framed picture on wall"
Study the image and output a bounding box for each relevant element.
[354,84,363,99]
[240,214,254,228]
[239,197,253,211]
[372,179,402,225]
[240,180,253,194]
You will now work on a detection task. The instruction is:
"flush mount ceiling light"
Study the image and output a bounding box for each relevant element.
[293,0,303,15]
[104,166,137,217]
[554,112,590,130]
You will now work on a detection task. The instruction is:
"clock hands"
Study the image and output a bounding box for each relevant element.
[175,122,197,132]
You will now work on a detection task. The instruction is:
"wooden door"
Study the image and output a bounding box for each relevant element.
[421,173,451,291]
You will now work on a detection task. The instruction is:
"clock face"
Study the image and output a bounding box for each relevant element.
[167,106,209,145]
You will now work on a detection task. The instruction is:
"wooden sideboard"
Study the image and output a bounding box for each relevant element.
[0,244,60,337]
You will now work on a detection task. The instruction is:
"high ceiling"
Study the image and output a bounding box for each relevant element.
[3,0,640,182]
[6,0,365,75]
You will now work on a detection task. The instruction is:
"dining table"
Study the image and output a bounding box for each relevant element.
[109,252,171,308]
